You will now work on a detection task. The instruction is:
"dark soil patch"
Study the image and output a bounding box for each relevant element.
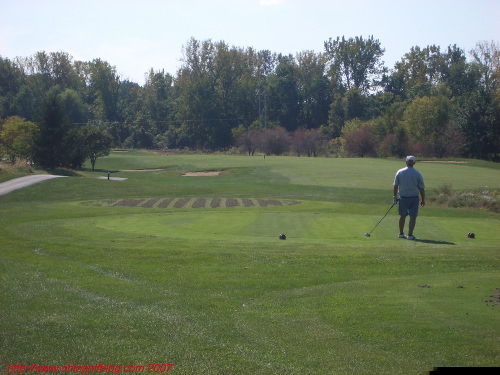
[158,198,174,208]
[257,199,281,206]
[173,198,190,208]
[81,198,301,209]
[242,198,255,207]
[113,199,144,207]
[142,198,160,208]
[226,198,238,207]
[485,288,500,308]
[211,198,222,208]
[192,198,207,208]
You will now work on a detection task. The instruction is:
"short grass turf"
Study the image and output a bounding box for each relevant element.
[1,152,499,374]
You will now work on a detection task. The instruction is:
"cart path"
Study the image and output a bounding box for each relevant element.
[0,175,67,196]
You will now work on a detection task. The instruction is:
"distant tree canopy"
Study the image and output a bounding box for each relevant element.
[324,35,386,94]
[0,37,499,166]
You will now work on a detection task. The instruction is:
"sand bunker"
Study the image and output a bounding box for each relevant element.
[114,169,222,176]
[97,176,128,181]
[182,171,223,176]
[421,161,467,164]
[120,169,168,172]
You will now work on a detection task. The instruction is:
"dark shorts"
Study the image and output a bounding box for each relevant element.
[398,196,419,217]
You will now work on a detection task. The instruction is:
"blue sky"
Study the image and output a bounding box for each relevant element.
[1,0,498,85]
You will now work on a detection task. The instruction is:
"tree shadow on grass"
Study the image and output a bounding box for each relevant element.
[415,238,455,245]
[46,168,83,177]
[85,168,120,173]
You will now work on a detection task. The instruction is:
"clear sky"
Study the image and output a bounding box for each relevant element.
[1,0,498,85]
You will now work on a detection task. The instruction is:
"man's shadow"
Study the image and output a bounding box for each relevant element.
[415,239,455,245]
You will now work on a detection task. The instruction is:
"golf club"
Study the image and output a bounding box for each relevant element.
[364,200,397,237]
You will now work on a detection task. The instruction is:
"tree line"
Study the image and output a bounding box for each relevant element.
[0,36,499,169]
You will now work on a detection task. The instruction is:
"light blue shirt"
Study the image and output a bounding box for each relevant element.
[394,167,425,198]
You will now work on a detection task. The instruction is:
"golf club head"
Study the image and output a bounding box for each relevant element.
[364,233,371,237]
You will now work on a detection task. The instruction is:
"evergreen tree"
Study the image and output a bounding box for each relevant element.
[34,88,70,169]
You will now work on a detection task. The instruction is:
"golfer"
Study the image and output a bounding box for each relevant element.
[393,156,425,240]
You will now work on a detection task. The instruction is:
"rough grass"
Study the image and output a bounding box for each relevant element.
[0,160,37,182]
[431,184,500,213]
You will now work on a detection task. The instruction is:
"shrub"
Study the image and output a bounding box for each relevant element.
[343,123,378,157]
[430,184,499,213]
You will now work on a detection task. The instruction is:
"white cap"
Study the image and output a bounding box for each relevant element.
[406,155,416,163]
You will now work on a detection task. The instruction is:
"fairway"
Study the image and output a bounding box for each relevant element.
[1,152,499,374]
[68,207,498,245]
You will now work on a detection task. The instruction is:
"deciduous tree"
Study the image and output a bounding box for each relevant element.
[80,126,113,171]
[292,128,327,157]
[0,116,39,163]
[324,35,386,94]
[342,122,378,157]
[403,96,450,157]
[260,126,290,155]
[34,88,70,169]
